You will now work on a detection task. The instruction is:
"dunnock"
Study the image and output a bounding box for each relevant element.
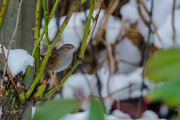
[46,44,75,88]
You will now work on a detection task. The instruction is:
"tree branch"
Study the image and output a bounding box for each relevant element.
[1,46,16,86]
[0,0,9,30]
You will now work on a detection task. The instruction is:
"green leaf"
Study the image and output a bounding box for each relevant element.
[174,116,180,120]
[89,97,105,120]
[145,47,180,82]
[148,79,180,107]
[33,99,80,120]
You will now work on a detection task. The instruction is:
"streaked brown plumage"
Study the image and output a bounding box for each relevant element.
[45,44,75,90]
[46,50,62,71]
[46,44,75,73]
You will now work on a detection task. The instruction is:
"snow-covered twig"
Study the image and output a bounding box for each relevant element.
[1,46,16,86]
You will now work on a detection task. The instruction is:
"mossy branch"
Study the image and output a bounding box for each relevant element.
[35,0,41,76]
[33,78,48,100]
[25,1,82,99]
[0,0,9,30]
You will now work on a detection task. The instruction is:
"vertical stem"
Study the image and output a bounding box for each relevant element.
[78,0,95,58]
[0,0,9,30]
[47,0,49,18]
[172,0,176,42]
[137,0,153,116]
[35,0,41,76]
[43,0,49,45]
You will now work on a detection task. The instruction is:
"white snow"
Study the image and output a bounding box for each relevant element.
[59,12,86,48]
[154,9,180,48]
[98,67,144,101]
[59,111,120,120]
[41,18,58,42]
[112,110,131,119]
[32,106,37,119]
[121,2,139,23]
[138,110,159,120]
[62,73,98,110]
[40,18,58,51]
[159,104,169,118]
[0,44,34,77]
[115,37,142,73]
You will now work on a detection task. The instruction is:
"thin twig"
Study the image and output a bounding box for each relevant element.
[137,0,164,46]
[117,59,140,67]
[85,0,103,48]
[103,83,135,99]
[1,0,23,86]
[1,46,16,86]
[7,0,23,60]
[137,0,154,117]
[102,0,119,99]
[172,0,176,42]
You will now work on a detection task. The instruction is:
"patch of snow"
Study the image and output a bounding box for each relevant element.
[59,111,89,120]
[32,106,37,119]
[115,38,141,73]
[59,111,120,120]
[138,110,159,120]
[121,2,139,23]
[159,104,169,118]
[59,12,86,48]
[154,9,180,48]
[41,18,58,42]
[62,73,98,110]
[0,44,34,77]
[112,110,131,119]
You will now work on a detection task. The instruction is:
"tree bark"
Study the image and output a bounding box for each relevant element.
[0,0,36,119]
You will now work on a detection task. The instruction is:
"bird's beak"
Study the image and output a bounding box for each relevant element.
[73,48,77,50]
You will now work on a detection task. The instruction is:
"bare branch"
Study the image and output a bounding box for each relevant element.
[1,46,16,86]
[7,0,23,59]
[85,0,103,48]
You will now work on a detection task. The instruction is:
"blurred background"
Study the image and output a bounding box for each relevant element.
[37,0,180,119]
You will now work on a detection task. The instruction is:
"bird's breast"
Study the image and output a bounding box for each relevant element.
[52,53,73,72]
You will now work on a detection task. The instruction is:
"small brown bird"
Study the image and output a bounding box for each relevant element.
[46,44,76,88]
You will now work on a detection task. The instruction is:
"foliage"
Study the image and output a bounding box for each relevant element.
[33,97,106,120]
[33,99,80,120]
[145,47,180,107]
[89,97,105,120]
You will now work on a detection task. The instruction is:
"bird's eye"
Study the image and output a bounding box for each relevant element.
[67,47,70,49]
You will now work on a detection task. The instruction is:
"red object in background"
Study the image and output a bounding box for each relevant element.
[111,97,149,119]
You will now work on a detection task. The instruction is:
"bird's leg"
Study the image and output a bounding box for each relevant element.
[52,72,59,91]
